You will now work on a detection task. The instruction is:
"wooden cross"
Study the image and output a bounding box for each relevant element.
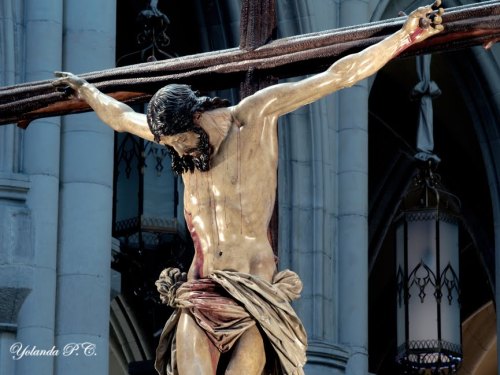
[0,1,499,128]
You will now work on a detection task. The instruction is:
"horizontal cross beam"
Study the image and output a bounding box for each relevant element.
[0,1,499,127]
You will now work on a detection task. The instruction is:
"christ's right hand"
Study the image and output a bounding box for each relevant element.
[53,71,87,95]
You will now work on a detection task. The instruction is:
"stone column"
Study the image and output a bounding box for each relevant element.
[2,1,63,375]
[0,3,25,375]
[275,1,349,373]
[337,1,370,374]
[0,0,24,175]
[0,175,32,375]
[0,332,16,375]
[55,1,116,374]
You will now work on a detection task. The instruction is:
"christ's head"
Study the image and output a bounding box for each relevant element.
[146,84,229,174]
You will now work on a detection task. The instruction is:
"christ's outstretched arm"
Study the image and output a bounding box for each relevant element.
[53,72,154,141]
[234,1,444,120]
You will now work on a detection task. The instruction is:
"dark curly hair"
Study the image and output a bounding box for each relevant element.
[146,84,230,174]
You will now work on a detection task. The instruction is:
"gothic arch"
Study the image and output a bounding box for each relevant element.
[109,295,154,375]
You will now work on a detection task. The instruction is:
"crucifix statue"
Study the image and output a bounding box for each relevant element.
[52,2,443,374]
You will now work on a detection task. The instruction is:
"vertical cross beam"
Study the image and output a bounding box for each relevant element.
[238,0,280,256]
[239,0,277,96]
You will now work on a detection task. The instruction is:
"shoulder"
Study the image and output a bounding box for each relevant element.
[231,88,280,127]
[227,105,244,128]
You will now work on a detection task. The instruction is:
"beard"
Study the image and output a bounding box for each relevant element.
[168,127,212,175]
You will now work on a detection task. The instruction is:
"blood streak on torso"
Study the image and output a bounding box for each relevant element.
[185,210,204,279]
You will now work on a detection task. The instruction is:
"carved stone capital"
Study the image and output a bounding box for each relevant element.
[0,287,31,332]
[0,174,33,331]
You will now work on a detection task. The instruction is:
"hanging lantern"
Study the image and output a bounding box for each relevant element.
[395,161,462,374]
[113,133,182,249]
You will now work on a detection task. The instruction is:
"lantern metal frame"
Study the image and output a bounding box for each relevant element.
[395,161,463,374]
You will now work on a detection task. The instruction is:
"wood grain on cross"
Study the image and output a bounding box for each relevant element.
[0,1,499,129]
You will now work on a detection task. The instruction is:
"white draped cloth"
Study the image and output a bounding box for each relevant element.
[155,268,307,375]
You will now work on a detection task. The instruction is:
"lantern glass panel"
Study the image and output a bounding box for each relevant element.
[115,133,140,222]
[407,215,438,343]
[143,142,175,219]
[439,219,460,346]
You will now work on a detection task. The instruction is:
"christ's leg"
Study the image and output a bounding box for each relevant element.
[225,325,266,375]
[176,311,220,375]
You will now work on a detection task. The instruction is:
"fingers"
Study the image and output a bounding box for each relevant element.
[53,71,73,79]
[434,24,444,32]
[52,71,71,87]
[430,7,444,31]
[51,78,72,96]
[432,7,444,23]
[418,2,444,32]
[53,71,78,84]
[52,71,87,95]
[52,78,67,86]
[432,0,442,10]
[51,78,70,94]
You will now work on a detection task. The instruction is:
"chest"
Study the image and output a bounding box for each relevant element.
[184,134,276,201]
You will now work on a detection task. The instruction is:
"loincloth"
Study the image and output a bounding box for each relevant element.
[155,268,307,375]
[173,277,256,352]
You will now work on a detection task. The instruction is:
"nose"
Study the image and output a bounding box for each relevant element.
[172,144,185,156]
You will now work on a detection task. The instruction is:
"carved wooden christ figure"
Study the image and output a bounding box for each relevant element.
[53,3,443,374]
